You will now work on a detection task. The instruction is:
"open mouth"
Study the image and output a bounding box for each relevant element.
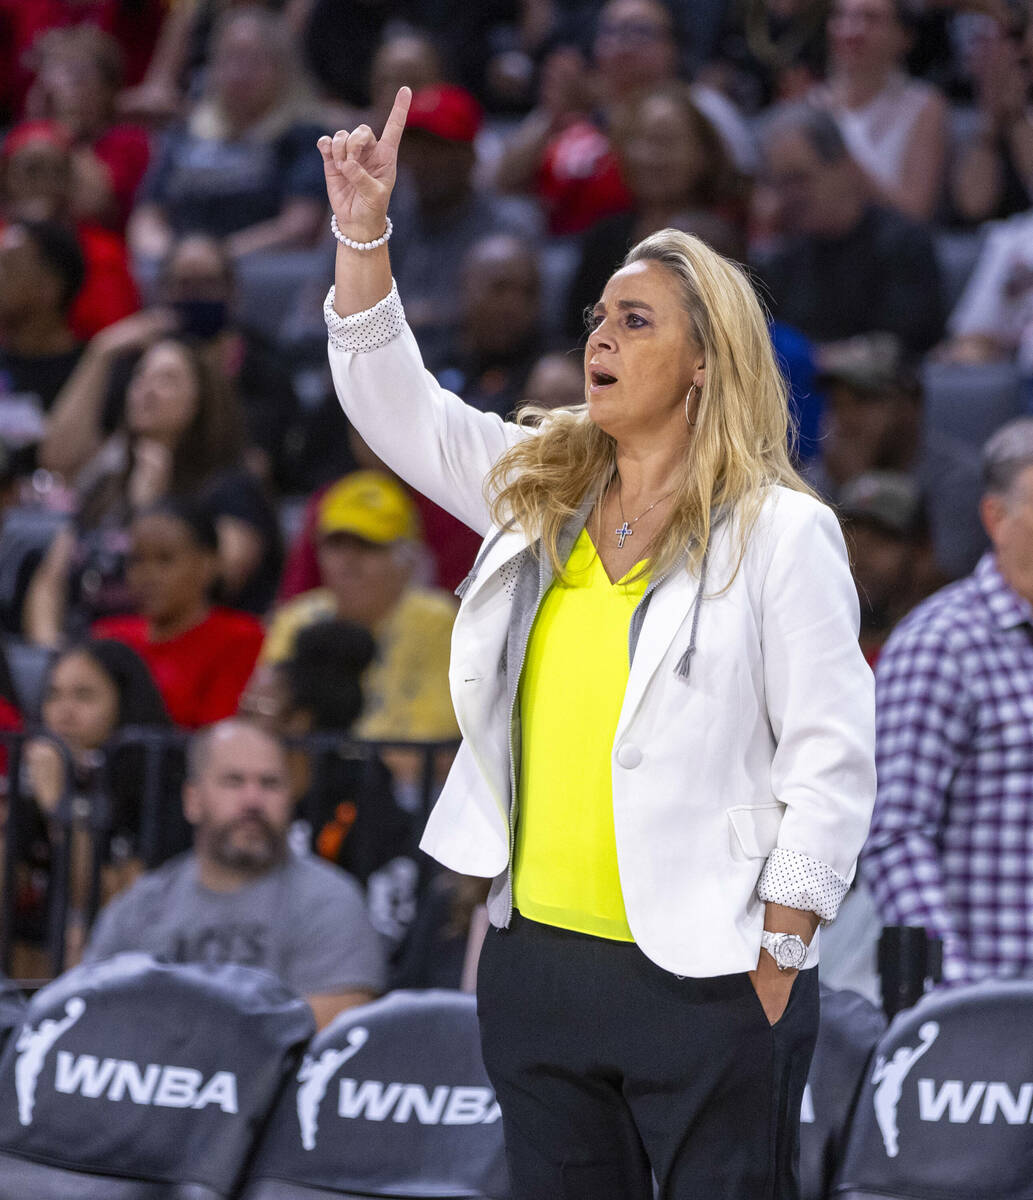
[589,368,618,389]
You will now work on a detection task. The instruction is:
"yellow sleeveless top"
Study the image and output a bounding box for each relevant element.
[512,527,648,940]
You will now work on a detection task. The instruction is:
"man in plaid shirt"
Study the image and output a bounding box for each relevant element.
[863,418,1033,984]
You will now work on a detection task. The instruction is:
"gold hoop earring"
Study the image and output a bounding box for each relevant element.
[685,383,699,428]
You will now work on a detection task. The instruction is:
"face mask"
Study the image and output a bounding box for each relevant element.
[173,299,230,339]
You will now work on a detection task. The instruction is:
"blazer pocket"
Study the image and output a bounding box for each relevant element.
[726,802,786,859]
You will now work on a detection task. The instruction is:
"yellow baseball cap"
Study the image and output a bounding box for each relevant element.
[317,471,420,545]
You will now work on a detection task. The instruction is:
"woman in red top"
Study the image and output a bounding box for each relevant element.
[0,0,163,121]
[93,499,264,729]
[24,25,150,231]
[1,121,139,338]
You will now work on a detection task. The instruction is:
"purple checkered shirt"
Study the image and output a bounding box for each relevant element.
[862,552,1033,984]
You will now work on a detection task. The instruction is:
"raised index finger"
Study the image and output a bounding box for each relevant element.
[379,86,411,154]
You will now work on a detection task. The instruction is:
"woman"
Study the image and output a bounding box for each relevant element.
[564,82,749,343]
[40,233,304,492]
[494,0,754,236]
[31,639,171,827]
[318,89,875,1198]
[811,0,948,222]
[948,14,1033,227]
[22,639,173,965]
[26,332,281,644]
[127,7,326,263]
[24,25,150,231]
[92,499,264,730]
[0,121,140,340]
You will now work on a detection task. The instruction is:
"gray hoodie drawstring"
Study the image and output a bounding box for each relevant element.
[674,544,710,681]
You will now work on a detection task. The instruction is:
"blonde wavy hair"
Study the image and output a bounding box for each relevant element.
[485,229,813,585]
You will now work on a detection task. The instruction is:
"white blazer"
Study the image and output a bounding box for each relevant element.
[327,291,877,978]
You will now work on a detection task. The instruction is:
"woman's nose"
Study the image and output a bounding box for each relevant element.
[587,322,616,353]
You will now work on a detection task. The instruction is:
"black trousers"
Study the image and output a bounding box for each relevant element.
[477,912,819,1200]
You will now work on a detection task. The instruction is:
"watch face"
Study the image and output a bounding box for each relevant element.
[777,936,807,969]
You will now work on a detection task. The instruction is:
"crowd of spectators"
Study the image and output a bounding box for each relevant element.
[0,0,1032,1022]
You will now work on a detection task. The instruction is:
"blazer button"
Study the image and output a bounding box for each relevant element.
[616,744,642,769]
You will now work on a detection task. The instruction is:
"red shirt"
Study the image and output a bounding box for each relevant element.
[93,608,264,730]
[0,218,138,340]
[0,0,163,117]
[0,694,22,781]
[91,124,151,230]
[69,223,139,339]
[537,119,633,236]
[0,696,21,731]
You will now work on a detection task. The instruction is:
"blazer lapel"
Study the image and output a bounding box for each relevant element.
[621,570,698,723]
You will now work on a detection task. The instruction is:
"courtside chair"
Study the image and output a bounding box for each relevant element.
[0,953,314,1199]
[831,979,1033,1200]
[242,989,510,1200]
[799,985,886,1200]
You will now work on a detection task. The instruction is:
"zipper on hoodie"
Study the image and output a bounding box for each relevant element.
[627,560,678,667]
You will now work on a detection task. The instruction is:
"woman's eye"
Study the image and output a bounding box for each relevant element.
[625,313,646,328]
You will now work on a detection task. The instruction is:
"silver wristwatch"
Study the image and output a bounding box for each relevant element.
[760,931,808,971]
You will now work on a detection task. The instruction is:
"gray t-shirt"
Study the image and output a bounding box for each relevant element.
[83,852,386,996]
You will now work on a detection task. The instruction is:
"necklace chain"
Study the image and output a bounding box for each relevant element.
[614,479,673,549]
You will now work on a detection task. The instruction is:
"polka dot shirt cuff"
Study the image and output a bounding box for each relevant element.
[757,846,850,924]
[324,280,406,353]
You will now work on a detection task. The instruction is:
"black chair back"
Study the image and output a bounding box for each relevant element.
[0,954,314,1199]
[243,989,508,1199]
[833,980,1033,1199]
[800,985,885,1200]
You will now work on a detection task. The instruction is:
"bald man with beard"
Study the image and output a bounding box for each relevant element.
[83,719,385,1029]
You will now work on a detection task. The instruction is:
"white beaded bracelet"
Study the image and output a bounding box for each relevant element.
[330,213,393,250]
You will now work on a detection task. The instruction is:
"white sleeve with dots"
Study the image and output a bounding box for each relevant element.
[324,281,406,353]
[757,846,850,924]
[322,276,531,536]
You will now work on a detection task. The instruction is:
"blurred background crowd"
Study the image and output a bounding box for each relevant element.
[0,0,1032,1024]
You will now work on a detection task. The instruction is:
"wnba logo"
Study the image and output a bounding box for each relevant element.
[294,1025,501,1152]
[14,998,86,1127]
[13,996,239,1124]
[297,1027,369,1150]
[871,1021,939,1157]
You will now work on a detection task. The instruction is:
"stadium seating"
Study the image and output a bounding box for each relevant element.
[234,249,330,346]
[242,989,509,1200]
[2,637,56,724]
[832,979,1033,1199]
[800,985,886,1200]
[0,976,24,1056]
[921,359,1024,451]
[932,229,986,313]
[0,953,314,1199]
[0,507,64,647]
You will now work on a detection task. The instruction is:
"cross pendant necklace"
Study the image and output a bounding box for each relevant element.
[615,482,673,548]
